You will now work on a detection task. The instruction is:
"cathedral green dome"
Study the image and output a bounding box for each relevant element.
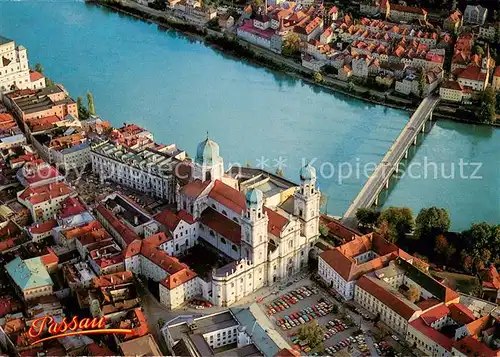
[246,188,263,208]
[300,164,316,183]
[195,137,221,165]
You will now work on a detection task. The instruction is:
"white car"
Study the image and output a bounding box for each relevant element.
[391,334,399,341]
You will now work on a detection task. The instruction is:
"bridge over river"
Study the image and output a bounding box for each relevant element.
[343,95,441,227]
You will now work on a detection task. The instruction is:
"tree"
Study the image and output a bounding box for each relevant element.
[377,219,397,243]
[418,70,425,97]
[298,320,324,348]
[378,207,414,243]
[462,222,493,251]
[461,251,473,273]
[253,0,262,8]
[415,207,451,241]
[87,91,96,116]
[77,96,89,120]
[434,234,449,256]
[319,224,329,238]
[474,45,485,57]
[405,285,421,303]
[313,72,323,83]
[356,208,380,228]
[275,168,284,177]
[34,63,44,74]
[282,32,301,57]
[479,86,496,123]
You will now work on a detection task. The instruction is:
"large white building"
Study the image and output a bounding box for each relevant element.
[91,140,186,204]
[165,137,321,307]
[0,36,31,94]
[118,137,321,309]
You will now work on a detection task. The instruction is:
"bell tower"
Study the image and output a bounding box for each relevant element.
[294,164,321,241]
[192,135,224,182]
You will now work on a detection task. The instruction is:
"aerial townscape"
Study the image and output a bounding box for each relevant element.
[0,0,499,356]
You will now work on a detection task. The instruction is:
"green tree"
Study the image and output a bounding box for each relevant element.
[462,222,494,251]
[414,207,451,241]
[275,168,284,177]
[418,71,425,97]
[355,207,380,228]
[313,72,323,83]
[319,224,329,238]
[405,285,421,303]
[474,45,485,57]
[253,0,262,8]
[77,96,89,120]
[378,207,414,243]
[479,86,496,123]
[298,320,324,348]
[87,91,96,116]
[282,32,301,57]
[34,63,44,74]
[434,234,449,256]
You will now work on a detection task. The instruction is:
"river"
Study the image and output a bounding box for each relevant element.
[1,1,498,231]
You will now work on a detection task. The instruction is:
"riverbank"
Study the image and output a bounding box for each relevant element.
[86,0,415,113]
[87,0,500,127]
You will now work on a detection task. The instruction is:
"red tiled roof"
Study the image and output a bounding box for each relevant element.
[416,297,441,311]
[453,335,499,357]
[265,207,289,237]
[18,182,73,205]
[154,208,182,231]
[124,239,142,259]
[64,220,110,244]
[456,65,487,81]
[410,317,453,350]
[93,271,134,288]
[420,303,449,325]
[441,80,463,91]
[22,165,63,185]
[357,275,419,320]
[208,180,246,214]
[29,71,44,82]
[144,232,171,247]
[201,208,241,244]
[465,314,490,336]
[58,196,86,218]
[161,267,197,290]
[480,265,500,289]
[95,204,139,246]
[181,179,210,198]
[41,248,59,266]
[275,348,302,357]
[391,4,427,15]
[449,303,476,325]
[28,219,57,235]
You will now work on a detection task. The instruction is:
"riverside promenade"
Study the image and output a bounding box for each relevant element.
[343,95,441,227]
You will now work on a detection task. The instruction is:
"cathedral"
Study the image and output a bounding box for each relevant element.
[169,136,321,307]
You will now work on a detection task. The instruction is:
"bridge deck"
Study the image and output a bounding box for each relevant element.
[342,95,440,226]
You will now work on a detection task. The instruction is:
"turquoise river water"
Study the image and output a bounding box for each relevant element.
[1,1,498,231]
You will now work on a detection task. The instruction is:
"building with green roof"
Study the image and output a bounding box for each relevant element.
[6,256,53,300]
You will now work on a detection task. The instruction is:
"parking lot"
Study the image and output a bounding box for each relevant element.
[259,283,374,356]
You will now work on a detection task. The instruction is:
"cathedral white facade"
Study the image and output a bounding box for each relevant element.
[157,137,321,307]
[0,36,43,95]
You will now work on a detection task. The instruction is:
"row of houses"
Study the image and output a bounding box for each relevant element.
[318,232,500,357]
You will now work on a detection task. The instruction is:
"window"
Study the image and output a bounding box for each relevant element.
[211,204,216,209]
[209,230,215,237]
[222,210,228,216]
[232,245,238,252]
[221,237,226,245]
